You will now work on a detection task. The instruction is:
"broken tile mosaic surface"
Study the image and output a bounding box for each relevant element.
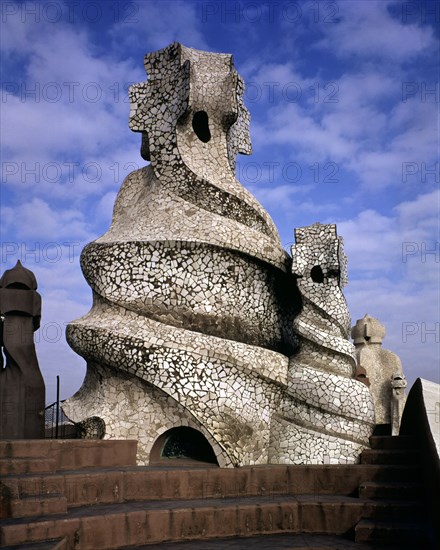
[63,43,375,466]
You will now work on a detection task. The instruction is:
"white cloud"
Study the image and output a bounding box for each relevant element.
[396,189,440,230]
[316,0,437,61]
[337,189,439,274]
[36,287,89,403]
[95,190,118,225]
[110,1,208,51]
[1,198,91,241]
[346,277,439,389]
[250,183,334,215]
[334,189,440,387]
[249,67,437,190]
[0,9,145,169]
[257,102,357,162]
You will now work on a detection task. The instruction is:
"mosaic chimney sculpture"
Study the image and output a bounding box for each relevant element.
[269,224,375,463]
[0,261,45,439]
[391,372,407,435]
[64,43,375,465]
[352,314,406,430]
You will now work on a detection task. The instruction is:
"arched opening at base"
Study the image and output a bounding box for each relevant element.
[150,427,219,466]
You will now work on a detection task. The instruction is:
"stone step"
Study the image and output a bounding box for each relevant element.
[119,532,416,549]
[1,538,68,550]
[0,495,422,549]
[358,481,424,500]
[55,440,138,471]
[360,449,420,465]
[0,458,57,476]
[0,440,138,470]
[369,436,417,451]
[357,464,419,483]
[0,464,421,511]
[0,441,53,459]
[354,518,426,544]
[8,494,68,519]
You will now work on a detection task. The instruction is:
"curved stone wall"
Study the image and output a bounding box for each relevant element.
[80,237,294,352]
[400,378,440,546]
[66,299,290,466]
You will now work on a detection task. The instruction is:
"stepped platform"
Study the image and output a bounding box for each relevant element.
[0,437,433,549]
[0,440,138,474]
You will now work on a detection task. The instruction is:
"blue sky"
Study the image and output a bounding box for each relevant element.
[1,0,439,403]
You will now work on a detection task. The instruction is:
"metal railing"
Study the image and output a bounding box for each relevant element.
[44,375,77,439]
[44,401,77,439]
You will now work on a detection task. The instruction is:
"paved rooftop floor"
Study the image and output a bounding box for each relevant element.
[120,533,417,550]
